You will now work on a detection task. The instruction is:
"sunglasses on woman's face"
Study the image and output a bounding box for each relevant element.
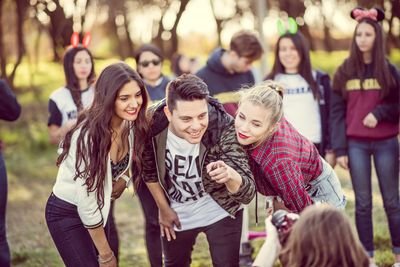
[138,59,161,68]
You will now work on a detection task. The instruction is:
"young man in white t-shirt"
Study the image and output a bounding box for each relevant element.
[142,74,256,267]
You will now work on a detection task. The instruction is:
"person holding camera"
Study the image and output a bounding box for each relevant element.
[253,204,370,267]
[234,80,346,213]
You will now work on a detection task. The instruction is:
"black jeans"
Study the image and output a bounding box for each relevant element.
[0,153,10,267]
[45,193,119,267]
[137,183,162,267]
[162,209,243,267]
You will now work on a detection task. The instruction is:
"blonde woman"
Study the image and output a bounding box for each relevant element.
[234,81,345,213]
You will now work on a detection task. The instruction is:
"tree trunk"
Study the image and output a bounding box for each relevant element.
[0,0,28,86]
[123,9,135,57]
[8,0,28,87]
[45,1,73,61]
[0,0,7,80]
[387,0,400,49]
[154,14,166,55]
[278,0,316,50]
[322,12,333,52]
[209,0,223,46]
[168,0,189,57]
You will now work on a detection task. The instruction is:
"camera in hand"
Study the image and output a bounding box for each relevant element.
[271,210,299,245]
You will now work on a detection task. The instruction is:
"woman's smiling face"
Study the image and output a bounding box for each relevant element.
[235,101,272,146]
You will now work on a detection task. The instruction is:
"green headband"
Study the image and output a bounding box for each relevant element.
[277,17,298,36]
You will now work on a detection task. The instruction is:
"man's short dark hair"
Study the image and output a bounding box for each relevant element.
[230,30,264,61]
[166,74,209,112]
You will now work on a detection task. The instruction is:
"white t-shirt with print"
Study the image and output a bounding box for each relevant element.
[274,73,321,143]
[166,129,230,231]
[48,86,94,127]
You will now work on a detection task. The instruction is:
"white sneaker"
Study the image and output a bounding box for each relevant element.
[392,263,400,267]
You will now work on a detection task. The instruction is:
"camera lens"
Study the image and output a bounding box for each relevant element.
[271,210,288,229]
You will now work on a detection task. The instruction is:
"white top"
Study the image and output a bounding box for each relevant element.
[166,129,229,231]
[53,127,134,228]
[274,73,321,143]
[49,86,94,127]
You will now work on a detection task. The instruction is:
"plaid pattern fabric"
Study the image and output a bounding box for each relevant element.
[250,118,323,213]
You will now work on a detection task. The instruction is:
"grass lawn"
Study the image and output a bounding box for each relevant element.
[5,147,397,267]
[2,51,399,266]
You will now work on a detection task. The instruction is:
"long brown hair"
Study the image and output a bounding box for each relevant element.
[332,18,395,99]
[57,62,149,208]
[281,204,369,267]
[266,32,320,100]
[63,45,96,111]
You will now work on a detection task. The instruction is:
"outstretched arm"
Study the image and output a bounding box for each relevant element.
[252,217,281,267]
[206,160,242,193]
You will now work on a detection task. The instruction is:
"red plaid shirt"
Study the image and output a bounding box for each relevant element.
[250,118,323,213]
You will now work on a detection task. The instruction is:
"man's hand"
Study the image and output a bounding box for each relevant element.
[363,112,378,128]
[159,206,181,241]
[337,155,349,170]
[111,179,126,200]
[206,160,242,193]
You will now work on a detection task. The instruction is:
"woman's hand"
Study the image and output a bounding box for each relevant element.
[336,156,349,170]
[362,112,378,128]
[252,216,281,267]
[98,251,117,267]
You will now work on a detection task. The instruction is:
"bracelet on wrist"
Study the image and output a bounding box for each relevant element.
[98,251,114,264]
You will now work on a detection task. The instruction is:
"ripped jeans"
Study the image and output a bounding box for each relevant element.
[307,158,347,209]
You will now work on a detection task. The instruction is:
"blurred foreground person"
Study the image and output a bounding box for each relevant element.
[253,204,370,267]
[0,80,21,267]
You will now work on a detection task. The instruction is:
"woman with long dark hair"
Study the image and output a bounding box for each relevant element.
[45,62,149,267]
[331,7,400,266]
[266,31,334,166]
[48,45,96,145]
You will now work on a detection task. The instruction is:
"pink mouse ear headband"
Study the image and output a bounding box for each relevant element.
[70,32,91,48]
[350,7,385,22]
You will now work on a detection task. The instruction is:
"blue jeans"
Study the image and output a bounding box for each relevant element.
[162,209,243,267]
[45,193,119,266]
[137,182,162,267]
[0,153,10,267]
[308,158,347,209]
[348,137,400,257]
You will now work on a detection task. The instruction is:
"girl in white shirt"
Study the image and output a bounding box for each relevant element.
[48,45,96,145]
[45,62,150,267]
[265,32,335,167]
